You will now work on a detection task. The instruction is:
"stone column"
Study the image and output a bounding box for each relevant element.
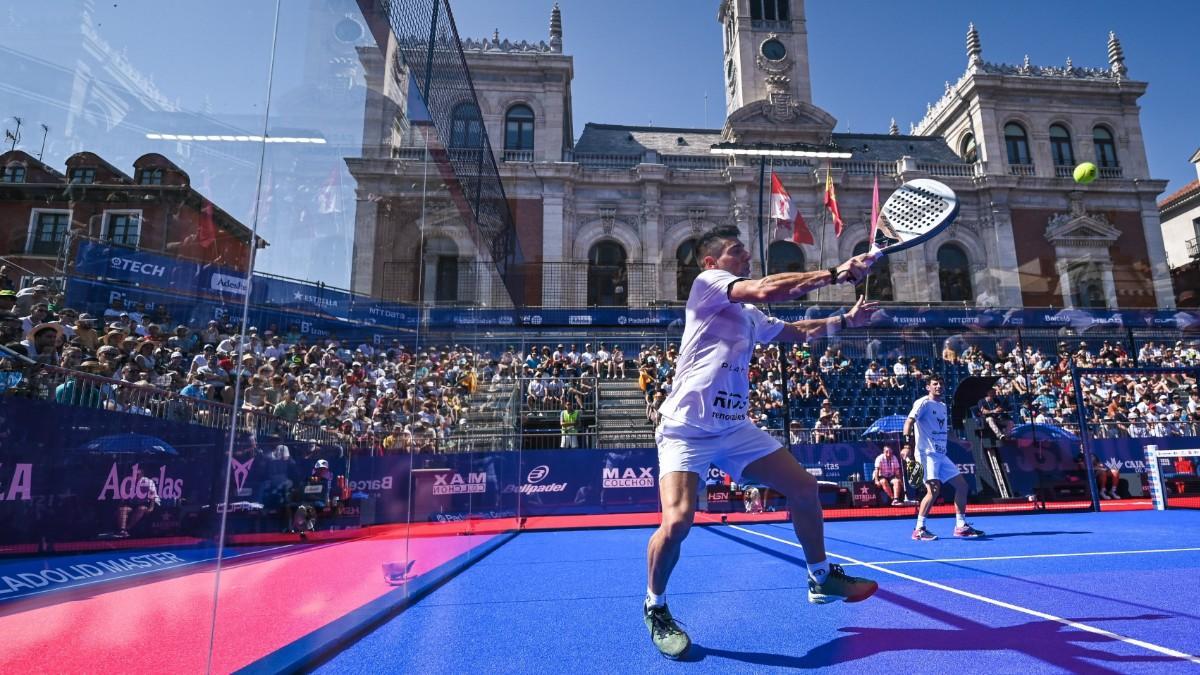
[985,191,1024,306]
[351,195,380,296]
[1138,197,1177,309]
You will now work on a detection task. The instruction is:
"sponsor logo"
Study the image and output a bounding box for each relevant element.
[367,305,405,320]
[568,315,593,325]
[432,471,487,495]
[894,316,927,325]
[527,465,550,483]
[348,476,394,492]
[97,463,183,501]
[299,321,330,337]
[498,315,514,325]
[602,467,655,488]
[617,315,659,325]
[946,316,978,325]
[0,463,33,501]
[618,316,627,325]
[110,257,166,278]
[232,457,254,497]
[0,552,186,597]
[707,490,729,502]
[507,465,567,494]
[291,290,341,309]
[521,314,543,326]
[955,463,976,475]
[210,273,249,296]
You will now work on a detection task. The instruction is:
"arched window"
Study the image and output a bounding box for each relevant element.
[1069,262,1107,308]
[937,244,972,302]
[853,240,893,301]
[1004,122,1031,166]
[504,104,534,152]
[959,133,978,164]
[587,241,627,306]
[449,102,483,148]
[768,240,806,301]
[1093,126,1118,168]
[422,237,459,304]
[1049,124,1075,167]
[675,239,700,301]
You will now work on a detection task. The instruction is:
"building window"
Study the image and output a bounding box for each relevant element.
[959,133,978,164]
[768,240,806,301]
[1069,262,1107,308]
[1,164,25,183]
[937,244,972,302]
[853,240,893,301]
[449,102,483,148]
[1093,126,1119,167]
[1004,123,1031,166]
[675,239,700,301]
[587,241,627,306]
[30,212,70,255]
[750,0,789,21]
[105,213,141,246]
[138,168,164,185]
[1049,124,1075,167]
[504,104,534,152]
[69,167,96,184]
[422,237,459,304]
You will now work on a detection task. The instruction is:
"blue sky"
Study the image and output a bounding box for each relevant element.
[2,1,1197,289]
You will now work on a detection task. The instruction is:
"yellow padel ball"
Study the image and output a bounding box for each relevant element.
[1073,162,1098,184]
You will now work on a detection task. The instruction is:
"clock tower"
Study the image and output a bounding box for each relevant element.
[717,0,836,145]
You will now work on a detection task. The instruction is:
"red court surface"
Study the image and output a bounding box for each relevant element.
[0,531,496,673]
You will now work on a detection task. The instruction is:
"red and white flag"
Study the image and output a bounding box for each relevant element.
[769,172,814,245]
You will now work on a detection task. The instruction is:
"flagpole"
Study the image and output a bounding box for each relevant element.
[756,157,768,279]
[816,161,828,304]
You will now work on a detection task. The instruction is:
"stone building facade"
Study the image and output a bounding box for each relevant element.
[348,0,1175,311]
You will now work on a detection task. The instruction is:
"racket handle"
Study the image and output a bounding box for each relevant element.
[864,249,883,264]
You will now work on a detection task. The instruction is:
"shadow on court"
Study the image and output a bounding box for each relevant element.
[978,530,1093,539]
[688,590,1181,673]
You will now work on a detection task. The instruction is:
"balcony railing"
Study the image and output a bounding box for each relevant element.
[501,149,534,162]
[563,150,644,169]
[1008,164,1036,177]
[916,162,975,178]
[660,154,730,170]
[836,160,897,176]
[1098,166,1123,179]
[1054,165,1074,178]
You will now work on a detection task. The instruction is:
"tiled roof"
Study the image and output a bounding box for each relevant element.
[574,123,722,156]
[1158,179,1200,212]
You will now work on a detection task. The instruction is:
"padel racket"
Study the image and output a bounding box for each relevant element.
[865,178,959,263]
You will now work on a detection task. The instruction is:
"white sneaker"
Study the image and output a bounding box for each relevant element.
[1100,491,1111,500]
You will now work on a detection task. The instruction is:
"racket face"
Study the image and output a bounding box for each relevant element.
[872,179,959,254]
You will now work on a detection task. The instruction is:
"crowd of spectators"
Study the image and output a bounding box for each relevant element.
[3,265,1199,452]
[0,271,498,454]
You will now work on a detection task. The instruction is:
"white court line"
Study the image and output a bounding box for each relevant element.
[836,547,1200,567]
[727,524,1200,666]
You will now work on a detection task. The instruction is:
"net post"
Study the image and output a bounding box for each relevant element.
[1144,444,1165,511]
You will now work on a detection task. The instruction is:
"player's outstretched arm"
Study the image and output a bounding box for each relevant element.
[732,254,876,304]
[776,296,879,342]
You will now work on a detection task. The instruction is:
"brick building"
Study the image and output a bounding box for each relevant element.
[0,150,265,286]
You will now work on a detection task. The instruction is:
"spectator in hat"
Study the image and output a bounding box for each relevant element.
[22,322,63,364]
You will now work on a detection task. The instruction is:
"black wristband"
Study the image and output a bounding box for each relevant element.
[827,267,840,285]
[839,314,848,331]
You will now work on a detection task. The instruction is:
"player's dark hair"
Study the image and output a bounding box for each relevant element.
[696,225,741,262]
[927,374,944,386]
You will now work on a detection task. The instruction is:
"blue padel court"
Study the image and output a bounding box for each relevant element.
[317,510,1200,673]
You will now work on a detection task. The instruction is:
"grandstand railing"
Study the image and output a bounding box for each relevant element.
[14,363,344,446]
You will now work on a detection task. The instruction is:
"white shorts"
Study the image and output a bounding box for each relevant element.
[655,420,782,482]
[918,452,961,484]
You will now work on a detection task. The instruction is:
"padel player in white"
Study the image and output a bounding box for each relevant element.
[643,225,879,660]
[904,375,985,541]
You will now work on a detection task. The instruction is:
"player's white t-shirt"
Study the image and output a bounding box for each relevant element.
[907,395,949,457]
[656,269,785,432]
